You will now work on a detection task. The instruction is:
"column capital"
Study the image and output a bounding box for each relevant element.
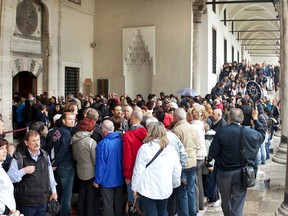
[193,0,206,23]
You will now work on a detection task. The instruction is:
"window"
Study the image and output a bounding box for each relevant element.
[68,0,81,5]
[237,51,240,63]
[224,9,227,26]
[212,0,216,13]
[212,28,217,74]
[97,79,109,98]
[232,46,234,62]
[224,39,227,64]
[65,67,79,96]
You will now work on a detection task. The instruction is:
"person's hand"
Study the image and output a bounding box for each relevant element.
[50,192,58,201]
[52,166,57,171]
[125,179,131,185]
[181,179,187,185]
[251,107,259,120]
[133,191,139,200]
[8,145,15,156]
[24,166,35,174]
[93,182,99,188]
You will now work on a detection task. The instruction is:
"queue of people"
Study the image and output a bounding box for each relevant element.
[0,60,281,216]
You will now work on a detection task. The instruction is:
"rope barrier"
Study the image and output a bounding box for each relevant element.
[4,128,27,134]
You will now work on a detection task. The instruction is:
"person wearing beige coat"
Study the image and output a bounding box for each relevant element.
[172,108,200,216]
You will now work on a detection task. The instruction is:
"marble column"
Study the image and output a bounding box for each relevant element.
[272,0,287,165]
[192,2,205,94]
[275,0,288,214]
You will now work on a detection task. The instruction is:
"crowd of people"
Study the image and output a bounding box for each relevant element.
[0,60,282,216]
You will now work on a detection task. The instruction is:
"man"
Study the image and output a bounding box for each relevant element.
[122,105,132,131]
[7,130,57,216]
[111,104,122,118]
[211,108,227,132]
[122,109,147,211]
[93,120,124,216]
[172,108,200,216]
[46,112,76,216]
[208,108,265,216]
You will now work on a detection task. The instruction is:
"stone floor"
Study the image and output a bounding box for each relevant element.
[199,153,285,216]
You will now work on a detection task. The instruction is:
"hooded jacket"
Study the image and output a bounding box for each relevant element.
[94,132,124,188]
[122,126,147,180]
[72,131,96,180]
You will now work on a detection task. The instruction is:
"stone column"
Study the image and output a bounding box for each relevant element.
[275,0,288,214]
[192,1,205,94]
[273,0,287,165]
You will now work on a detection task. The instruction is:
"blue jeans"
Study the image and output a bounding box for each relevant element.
[17,203,46,216]
[140,195,168,216]
[177,167,197,216]
[265,133,271,159]
[55,166,75,216]
[257,141,266,165]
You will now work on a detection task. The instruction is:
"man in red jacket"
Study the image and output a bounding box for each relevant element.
[122,108,147,211]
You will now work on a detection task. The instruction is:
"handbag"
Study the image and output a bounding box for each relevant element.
[126,198,137,216]
[239,127,256,188]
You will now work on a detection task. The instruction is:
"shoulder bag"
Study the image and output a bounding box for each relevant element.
[240,127,256,188]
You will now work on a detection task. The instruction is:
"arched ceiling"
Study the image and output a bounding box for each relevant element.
[206,0,280,58]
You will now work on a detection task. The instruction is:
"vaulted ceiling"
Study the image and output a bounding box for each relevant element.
[206,0,280,58]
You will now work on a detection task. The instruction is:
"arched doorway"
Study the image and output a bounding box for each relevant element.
[13,71,37,98]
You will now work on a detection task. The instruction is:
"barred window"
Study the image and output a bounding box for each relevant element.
[212,28,217,74]
[65,67,79,96]
[232,46,235,63]
[224,39,227,64]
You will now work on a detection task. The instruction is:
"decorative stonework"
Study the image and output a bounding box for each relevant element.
[13,58,43,78]
[16,0,38,36]
[125,29,152,71]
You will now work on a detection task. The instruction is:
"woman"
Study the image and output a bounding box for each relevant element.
[0,138,16,215]
[71,118,100,216]
[132,122,181,216]
[187,108,207,211]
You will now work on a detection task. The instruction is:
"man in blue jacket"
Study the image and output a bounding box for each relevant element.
[93,119,124,216]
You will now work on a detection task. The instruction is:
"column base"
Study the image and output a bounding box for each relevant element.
[276,192,288,215]
[272,135,288,165]
[276,202,288,215]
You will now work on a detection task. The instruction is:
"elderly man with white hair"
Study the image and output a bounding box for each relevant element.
[211,108,228,132]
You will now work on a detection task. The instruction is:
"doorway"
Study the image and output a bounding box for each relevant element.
[13,71,37,98]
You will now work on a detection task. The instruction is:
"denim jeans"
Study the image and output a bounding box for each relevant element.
[177,167,197,216]
[265,133,271,160]
[257,141,266,165]
[140,195,168,216]
[55,166,75,216]
[17,203,46,216]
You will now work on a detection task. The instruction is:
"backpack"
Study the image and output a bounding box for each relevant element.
[14,149,49,170]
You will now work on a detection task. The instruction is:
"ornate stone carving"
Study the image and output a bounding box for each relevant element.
[125,30,152,71]
[16,0,38,36]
